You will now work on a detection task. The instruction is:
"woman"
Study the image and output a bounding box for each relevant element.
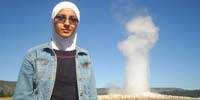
[13,1,97,100]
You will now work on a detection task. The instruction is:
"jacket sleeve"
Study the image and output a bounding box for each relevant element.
[88,55,97,100]
[13,52,36,100]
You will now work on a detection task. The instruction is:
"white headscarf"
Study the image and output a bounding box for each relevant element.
[51,1,80,51]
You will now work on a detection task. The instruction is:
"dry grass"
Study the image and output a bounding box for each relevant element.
[0,97,12,100]
[98,98,198,100]
[0,96,199,100]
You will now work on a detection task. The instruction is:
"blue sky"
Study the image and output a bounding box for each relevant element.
[0,0,200,90]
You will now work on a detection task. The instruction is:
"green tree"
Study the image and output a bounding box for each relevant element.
[0,90,2,97]
[0,90,5,97]
[7,90,13,97]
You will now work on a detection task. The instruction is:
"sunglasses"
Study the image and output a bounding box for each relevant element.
[54,14,78,25]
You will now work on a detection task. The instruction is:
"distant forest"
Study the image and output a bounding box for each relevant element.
[0,80,200,98]
[0,80,16,97]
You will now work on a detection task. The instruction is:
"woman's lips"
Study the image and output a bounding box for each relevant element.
[62,29,70,33]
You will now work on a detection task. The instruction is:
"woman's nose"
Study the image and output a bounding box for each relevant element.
[64,18,70,25]
[63,19,70,28]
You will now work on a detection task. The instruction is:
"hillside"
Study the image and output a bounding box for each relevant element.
[97,88,200,98]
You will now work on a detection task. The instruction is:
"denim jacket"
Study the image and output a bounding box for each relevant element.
[13,42,97,100]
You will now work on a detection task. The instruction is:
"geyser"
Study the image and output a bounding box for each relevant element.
[118,16,159,94]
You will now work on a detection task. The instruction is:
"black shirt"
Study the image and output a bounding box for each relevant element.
[50,49,78,100]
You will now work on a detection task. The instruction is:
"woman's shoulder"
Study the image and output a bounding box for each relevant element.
[27,42,50,53]
[76,46,90,55]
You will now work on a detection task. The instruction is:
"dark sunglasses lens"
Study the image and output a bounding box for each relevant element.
[55,15,66,22]
[69,16,78,24]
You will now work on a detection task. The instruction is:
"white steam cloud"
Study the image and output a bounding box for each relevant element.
[118,16,159,94]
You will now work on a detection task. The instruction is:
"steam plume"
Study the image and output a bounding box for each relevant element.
[118,16,159,94]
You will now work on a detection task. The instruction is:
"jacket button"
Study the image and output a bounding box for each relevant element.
[80,92,83,96]
[79,78,82,81]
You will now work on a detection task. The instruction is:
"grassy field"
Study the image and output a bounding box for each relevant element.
[0,97,12,100]
[98,98,199,100]
[0,96,199,100]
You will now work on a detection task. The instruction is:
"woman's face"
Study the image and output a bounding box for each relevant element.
[54,8,78,39]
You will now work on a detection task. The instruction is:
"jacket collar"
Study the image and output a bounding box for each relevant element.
[43,41,87,56]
